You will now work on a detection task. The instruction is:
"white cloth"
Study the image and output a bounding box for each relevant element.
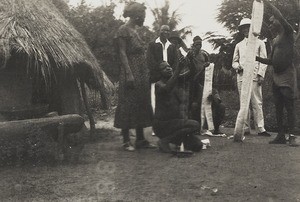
[179,47,187,57]
[233,38,267,133]
[155,37,171,62]
[151,83,155,112]
[232,38,267,82]
[151,38,172,113]
[201,64,215,131]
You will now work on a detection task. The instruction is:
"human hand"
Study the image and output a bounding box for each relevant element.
[237,66,243,74]
[186,50,193,60]
[257,75,264,85]
[253,32,260,37]
[179,55,185,63]
[178,57,187,72]
[207,94,213,102]
[204,62,210,68]
[126,73,135,89]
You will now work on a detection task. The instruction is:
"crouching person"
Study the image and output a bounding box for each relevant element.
[190,85,225,135]
[153,61,202,153]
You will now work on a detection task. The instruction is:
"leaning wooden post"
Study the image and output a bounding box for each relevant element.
[57,122,65,161]
[233,0,264,141]
[296,0,300,91]
[80,81,96,137]
[297,0,300,40]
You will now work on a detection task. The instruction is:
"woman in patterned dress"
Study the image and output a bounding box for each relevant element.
[114,2,155,151]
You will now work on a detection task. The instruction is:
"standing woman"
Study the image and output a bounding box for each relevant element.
[114,2,155,151]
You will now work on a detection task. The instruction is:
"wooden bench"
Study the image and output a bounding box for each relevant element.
[0,114,85,161]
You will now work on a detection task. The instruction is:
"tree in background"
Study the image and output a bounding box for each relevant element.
[205,0,300,90]
[51,0,70,14]
[216,0,299,62]
[150,0,192,39]
[212,0,300,130]
[64,1,124,82]
[55,0,156,82]
[53,0,194,81]
[217,0,299,33]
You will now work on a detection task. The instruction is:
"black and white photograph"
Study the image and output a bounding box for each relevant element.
[0,0,299,201]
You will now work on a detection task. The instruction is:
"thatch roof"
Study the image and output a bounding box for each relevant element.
[0,0,113,106]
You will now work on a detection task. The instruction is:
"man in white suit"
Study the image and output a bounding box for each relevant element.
[232,18,270,136]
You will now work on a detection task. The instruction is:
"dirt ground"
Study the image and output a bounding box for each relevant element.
[0,117,299,202]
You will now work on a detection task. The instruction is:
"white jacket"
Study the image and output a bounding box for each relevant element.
[232,38,267,82]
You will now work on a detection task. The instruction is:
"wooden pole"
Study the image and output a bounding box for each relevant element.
[298,0,300,34]
[80,81,96,137]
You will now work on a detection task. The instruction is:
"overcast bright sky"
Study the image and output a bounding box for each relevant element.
[68,0,230,52]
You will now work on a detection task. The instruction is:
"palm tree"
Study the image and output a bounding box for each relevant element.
[149,0,192,39]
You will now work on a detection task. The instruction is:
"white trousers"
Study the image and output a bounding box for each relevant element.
[237,80,266,133]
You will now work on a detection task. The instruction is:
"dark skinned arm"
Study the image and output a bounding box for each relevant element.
[256,56,272,65]
[147,43,160,83]
[119,38,135,89]
[263,0,294,34]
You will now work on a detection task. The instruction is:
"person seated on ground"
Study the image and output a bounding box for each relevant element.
[188,36,225,134]
[153,61,203,153]
[190,72,225,134]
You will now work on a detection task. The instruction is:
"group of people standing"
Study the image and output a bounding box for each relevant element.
[113,0,298,152]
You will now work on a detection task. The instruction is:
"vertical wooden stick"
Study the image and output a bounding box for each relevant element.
[57,122,65,161]
[80,81,96,136]
[298,0,300,33]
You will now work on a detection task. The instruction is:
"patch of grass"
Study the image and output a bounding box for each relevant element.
[0,126,89,166]
[0,127,57,166]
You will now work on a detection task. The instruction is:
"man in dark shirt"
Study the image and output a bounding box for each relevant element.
[188,36,225,134]
[153,61,202,153]
[256,0,298,144]
[147,25,178,131]
[147,25,178,83]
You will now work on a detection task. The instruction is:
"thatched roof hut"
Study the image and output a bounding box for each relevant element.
[0,0,113,116]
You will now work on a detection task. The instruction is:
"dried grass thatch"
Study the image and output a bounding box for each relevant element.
[0,0,113,107]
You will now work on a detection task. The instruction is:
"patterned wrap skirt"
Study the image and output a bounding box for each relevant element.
[114,53,153,129]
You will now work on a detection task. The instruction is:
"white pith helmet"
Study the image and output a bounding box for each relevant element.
[238,18,251,28]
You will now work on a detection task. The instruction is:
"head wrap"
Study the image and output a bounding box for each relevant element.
[123,2,146,18]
